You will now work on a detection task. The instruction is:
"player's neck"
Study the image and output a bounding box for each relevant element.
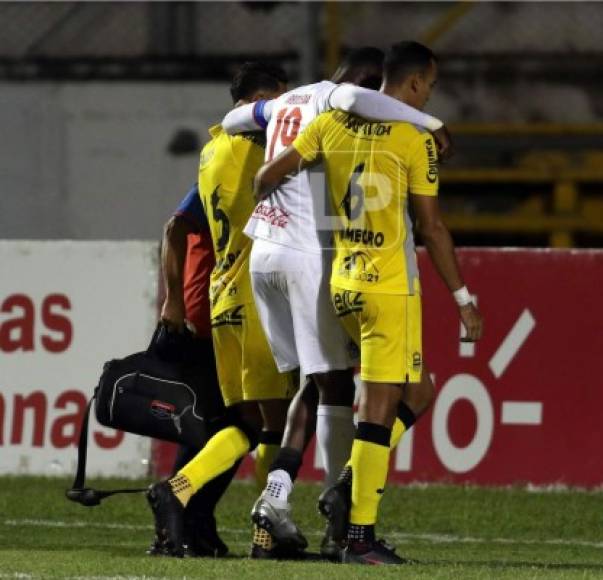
[382,83,420,110]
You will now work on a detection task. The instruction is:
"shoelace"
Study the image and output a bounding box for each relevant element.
[376,538,396,552]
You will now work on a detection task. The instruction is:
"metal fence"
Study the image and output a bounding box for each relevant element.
[0,2,601,80]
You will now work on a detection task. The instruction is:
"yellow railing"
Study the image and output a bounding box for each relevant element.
[440,125,603,247]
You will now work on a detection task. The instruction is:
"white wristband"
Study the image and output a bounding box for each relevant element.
[453,286,473,307]
[425,116,444,132]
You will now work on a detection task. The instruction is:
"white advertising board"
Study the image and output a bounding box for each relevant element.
[0,241,159,477]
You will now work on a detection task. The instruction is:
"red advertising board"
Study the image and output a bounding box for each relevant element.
[153,249,603,487]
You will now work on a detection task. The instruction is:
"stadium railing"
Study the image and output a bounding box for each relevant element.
[440,124,603,247]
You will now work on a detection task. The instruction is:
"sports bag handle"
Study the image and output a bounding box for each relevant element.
[65,393,146,507]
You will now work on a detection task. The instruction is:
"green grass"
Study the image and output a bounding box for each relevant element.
[1,476,603,579]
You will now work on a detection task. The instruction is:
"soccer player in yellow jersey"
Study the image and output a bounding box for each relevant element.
[147,63,296,557]
[254,42,483,564]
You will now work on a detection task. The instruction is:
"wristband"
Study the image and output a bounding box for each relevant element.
[425,116,444,132]
[453,286,473,307]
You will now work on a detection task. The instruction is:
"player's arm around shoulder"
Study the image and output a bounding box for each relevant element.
[253,114,327,201]
[408,132,483,342]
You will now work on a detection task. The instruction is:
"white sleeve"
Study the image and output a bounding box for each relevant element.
[313,81,339,115]
[221,100,275,135]
[327,84,443,131]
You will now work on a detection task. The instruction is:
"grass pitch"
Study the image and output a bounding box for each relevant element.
[1,476,603,579]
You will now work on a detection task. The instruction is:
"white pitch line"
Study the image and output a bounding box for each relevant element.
[4,518,603,550]
[489,309,535,379]
[3,518,152,531]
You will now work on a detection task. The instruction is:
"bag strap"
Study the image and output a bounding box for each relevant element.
[65,393,146,507]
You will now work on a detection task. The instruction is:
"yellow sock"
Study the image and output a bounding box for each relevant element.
[340,418,406,484]
[349,438,390,525]
[390,417,406,448]
[255,443,281,491]
[178,426,250,494]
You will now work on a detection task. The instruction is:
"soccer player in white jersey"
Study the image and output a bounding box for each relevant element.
[221,47,452,559]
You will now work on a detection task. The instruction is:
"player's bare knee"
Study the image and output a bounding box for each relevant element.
[312,368,355,407]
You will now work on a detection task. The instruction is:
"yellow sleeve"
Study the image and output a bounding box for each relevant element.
[408,132,439,196]
[292,114,326,162]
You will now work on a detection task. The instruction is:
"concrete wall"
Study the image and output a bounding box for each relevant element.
[0,80,599,241]
[0,82,230,240]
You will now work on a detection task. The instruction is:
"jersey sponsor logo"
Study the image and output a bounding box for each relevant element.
[211,305,245,327]
[200,148,215,167]
[332,290,364,317]
[339,227,385,247]
[215,250,242,275]
[342,251,380,283]
[251,202,290,228]
[336,112,392,137]
[285,94,312,105]
[413,351,422,369]
[425,139,438,184]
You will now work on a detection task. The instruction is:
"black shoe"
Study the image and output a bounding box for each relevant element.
[320,523,342,561]
[250,542,309,561]
[317,482,351,545]
[184,513,229,558]
[341,539,409,565]
[146,481,185,558]
[146,534,167,556]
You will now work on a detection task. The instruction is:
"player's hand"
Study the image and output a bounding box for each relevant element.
[459,303,483,342]
[160,297,186,333]
[433,125,454,162]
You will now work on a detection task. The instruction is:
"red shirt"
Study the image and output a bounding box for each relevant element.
[182,230,214,338]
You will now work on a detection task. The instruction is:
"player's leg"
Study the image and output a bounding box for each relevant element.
[249,266,299,490]
[341,292,422,565]
[287,251,357,486]
[168,444,241,557]
[146,310,264,556]
[249,258,315,550]
[171,337,244,558]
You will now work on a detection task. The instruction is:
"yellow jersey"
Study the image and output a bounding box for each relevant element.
[293,110,438,295]
[198,125,265,316]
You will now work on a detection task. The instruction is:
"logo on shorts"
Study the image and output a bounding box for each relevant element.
[342,251,380,283]
[413,352,422,369]
[332,290,364,317]
[211,305,245,327]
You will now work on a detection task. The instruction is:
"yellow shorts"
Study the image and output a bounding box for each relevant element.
[331,286,422,384]
[211,302,296,407]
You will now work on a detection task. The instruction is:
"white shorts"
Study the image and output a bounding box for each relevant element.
[249,239,355,375]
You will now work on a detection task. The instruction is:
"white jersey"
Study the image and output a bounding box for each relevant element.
[244,81,337,254]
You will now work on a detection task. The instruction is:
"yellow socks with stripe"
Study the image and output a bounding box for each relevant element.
[175,426,250,506]
[254,430,284,491]
[349,422,391,526]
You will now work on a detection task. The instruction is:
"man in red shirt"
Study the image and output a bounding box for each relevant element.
[152,184,284,556]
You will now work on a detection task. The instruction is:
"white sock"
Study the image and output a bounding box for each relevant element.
[263,469,293,504]
[316,404,355,487]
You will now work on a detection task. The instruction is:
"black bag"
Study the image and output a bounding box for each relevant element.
[95,352,207,447]
[66,323,213,507]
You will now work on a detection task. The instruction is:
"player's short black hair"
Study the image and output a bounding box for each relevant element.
[340,46,385,70]
[335,46,384,89]
[383,41,436,84]
[230,61,288,103]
